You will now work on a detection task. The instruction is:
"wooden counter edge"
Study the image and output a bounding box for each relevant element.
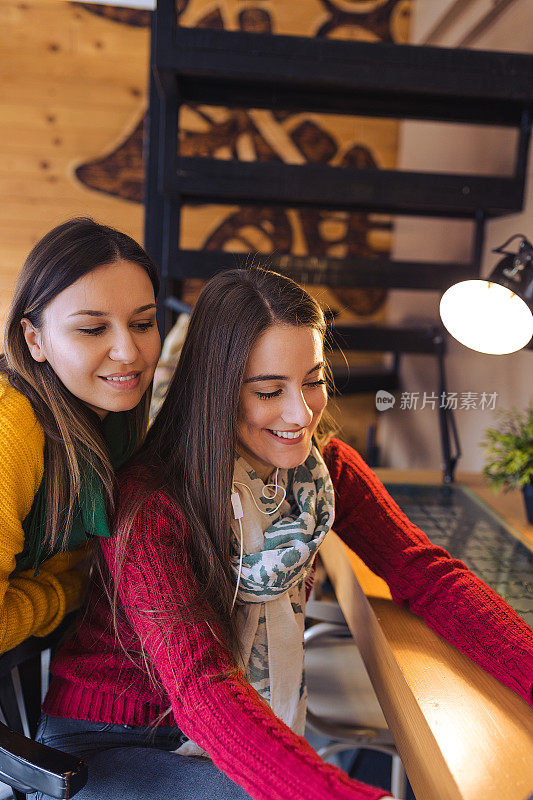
[320,531,462,800]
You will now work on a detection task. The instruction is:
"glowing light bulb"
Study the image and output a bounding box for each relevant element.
[440,280,533,355]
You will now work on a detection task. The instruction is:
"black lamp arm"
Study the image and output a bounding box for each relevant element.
[492,233,533,258]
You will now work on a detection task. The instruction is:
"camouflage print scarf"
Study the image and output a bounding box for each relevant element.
[230,445,335,735]
[173,445,335,757]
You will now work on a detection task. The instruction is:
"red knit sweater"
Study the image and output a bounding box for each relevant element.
[43,439,533,800]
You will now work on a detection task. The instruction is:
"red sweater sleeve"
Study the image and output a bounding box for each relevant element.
[323,437,533,708]
[100,481,389,800]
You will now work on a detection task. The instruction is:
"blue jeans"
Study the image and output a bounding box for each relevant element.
[31,714,253,800]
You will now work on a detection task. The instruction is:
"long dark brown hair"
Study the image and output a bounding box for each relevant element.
[119,268,334,660]
[1,217,159,554]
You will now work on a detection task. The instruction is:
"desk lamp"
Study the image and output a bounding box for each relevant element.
[439,234,533,355]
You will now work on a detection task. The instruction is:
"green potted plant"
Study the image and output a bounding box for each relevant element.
[481,402,533,524]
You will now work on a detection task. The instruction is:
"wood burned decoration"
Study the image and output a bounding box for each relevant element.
[75,3,151,26]
[314,0,411,43]
[203,207,293,254]
[75,118,144,202]
[73,0,411,318]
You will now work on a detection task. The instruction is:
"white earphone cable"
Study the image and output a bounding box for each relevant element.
[230,469,286,612]
[231,516,244,612]
[233,468,287,516]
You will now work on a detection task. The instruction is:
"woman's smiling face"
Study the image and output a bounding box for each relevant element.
[237,324,328,480]
[21,259,161,418]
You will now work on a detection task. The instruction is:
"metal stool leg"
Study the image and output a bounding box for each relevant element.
[317,742,358,761]
[391,753,407,800]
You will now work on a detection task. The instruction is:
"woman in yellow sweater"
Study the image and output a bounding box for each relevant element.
[0,217,160,652]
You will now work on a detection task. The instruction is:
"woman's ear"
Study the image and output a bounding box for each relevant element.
[20,318,47,363]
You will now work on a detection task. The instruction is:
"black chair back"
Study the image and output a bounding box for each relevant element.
[0,616,87,800]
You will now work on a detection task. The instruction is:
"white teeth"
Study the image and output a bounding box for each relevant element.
[106,375,136,382]
[270,429,303,439]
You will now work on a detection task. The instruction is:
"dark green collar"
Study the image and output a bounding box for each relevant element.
[18,412,133,574]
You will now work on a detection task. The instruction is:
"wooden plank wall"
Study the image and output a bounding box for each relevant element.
[0,0,150,326]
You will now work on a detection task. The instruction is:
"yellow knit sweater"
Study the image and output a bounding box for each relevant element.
[0,377,88,653]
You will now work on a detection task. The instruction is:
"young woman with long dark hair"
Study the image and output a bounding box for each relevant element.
[0,217,160,652]
[38,269,533,800]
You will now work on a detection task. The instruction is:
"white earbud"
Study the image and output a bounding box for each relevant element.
[230,491,244,612]
[230,491,244,521]
[230,469,287,612]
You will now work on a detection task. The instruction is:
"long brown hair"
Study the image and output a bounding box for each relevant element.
[0,217,159,554]
[120,268,334,659]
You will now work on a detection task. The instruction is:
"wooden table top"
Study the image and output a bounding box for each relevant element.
[320,471,533,800]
